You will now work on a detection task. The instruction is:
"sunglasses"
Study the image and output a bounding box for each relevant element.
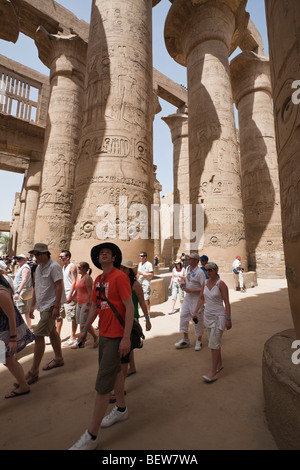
[205,268,214,272]
[33,252,43,256]
[139,255,146,257]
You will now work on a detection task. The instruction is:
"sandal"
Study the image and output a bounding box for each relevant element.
[5,389,30,399]
[14,371,38,388]
[42,358,64,371]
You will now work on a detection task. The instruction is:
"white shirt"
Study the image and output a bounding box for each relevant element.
[232,259,241,272]
[185,265,206,297]
[35,258,66,311]
[138,260,153,286]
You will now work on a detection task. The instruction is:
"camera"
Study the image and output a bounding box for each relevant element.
[193,317,199,324]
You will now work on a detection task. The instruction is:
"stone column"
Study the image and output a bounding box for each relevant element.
[265,0,300,337]
[165,0,247,272]
[20,161,42,254]
[34,28,87,260]
[70,0,154,263]
[162,105,190,255]
[153,165,162,269]
[16,187,26,253]
[230,51,284,278]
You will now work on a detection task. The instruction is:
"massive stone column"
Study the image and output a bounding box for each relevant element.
[70,0,154,263]
[33,28,87,260]
[20,160,42,254]
[230,51,284,278]
[165,0,247,271]
[265,0,300,336]
[261,0,300,451]
[162,104,190,255]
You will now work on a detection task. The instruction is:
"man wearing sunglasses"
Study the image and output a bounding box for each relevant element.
[175,252,206,351]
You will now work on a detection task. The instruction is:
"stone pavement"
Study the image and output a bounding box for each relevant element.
[0,276,293,450]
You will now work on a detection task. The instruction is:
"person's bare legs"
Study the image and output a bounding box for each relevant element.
[205,349,222,379]
[5,356,30,394]
[113,369,126,408]
[49,328,64,362]
[29,335,45,376]
[88,392,111,437]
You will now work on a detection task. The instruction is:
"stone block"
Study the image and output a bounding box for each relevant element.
[262,329,300,450]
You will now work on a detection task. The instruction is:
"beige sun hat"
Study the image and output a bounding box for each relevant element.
[121,259,138,273]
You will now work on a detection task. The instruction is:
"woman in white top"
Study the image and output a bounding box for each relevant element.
[193,262,231,383]
[168,259,186,314]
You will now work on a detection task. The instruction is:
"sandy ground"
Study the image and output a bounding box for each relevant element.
[0,275,293,451]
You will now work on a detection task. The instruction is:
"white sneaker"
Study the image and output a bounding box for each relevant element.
[45,337,51,345]
[101,406,128,428]
[69,429,99,450]
[175,338,190,349]
[195,340,202,351]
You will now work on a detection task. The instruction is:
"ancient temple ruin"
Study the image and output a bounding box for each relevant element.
[0,0,300,449]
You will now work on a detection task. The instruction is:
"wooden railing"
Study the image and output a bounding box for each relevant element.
[0,66,42,123]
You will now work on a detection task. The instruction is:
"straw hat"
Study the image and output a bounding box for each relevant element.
[121,259,138,273]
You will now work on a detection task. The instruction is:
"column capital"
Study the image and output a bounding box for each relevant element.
[230,51,272,107]
[35,26,87,81]
[165,0,248,65]
[162,106,188,142]
[0,0,19,43]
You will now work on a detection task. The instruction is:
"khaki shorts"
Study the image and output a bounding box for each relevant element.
[95,336,123,395]
[35,306,56,337]
[59,301,76,321]
[206,326,224,350]
[15,297,31,315]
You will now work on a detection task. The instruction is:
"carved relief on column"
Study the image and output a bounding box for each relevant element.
[265,0,300,337]
[230,51,284,278]
[70,0,154,262]
[20,161,42,254]
[162,105,189,254]
[34,28,87,259]
[165,0,248,271]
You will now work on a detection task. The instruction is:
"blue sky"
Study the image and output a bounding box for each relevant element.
[0,0,268,223]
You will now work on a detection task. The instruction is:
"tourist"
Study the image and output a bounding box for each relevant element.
[59,250,78,346]
[69,242,134,450]
[137,252,153,317]
[174,253,206,351]
[0,260,14,292]
[0,273,35,398]
[181,253,188,269]
[232,255,245,292]
[192,262,232,382]
[71,261,98,349]
[168,258,186,314]
[120,259,151,375]
[24,243,65,385]
[200,255,209,279]
[13,254,33,329]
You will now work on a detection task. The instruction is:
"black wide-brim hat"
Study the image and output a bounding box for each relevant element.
[90,242,122,270]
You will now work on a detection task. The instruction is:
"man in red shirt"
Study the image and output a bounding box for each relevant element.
[70,243,134,450]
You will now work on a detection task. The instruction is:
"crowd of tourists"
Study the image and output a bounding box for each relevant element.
[0,242,243,450]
